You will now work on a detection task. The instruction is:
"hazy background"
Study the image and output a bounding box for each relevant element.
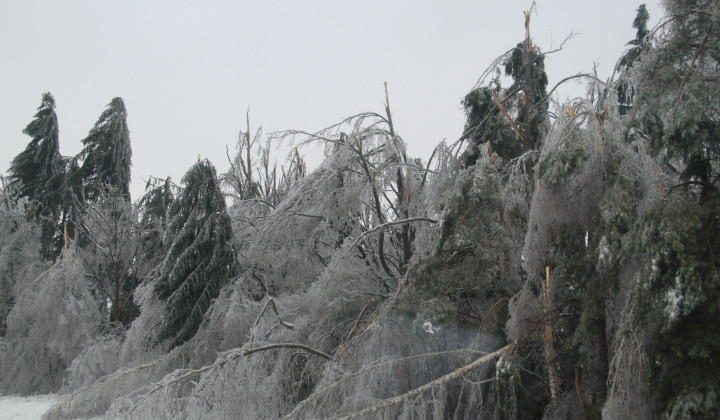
[1,0,663,201]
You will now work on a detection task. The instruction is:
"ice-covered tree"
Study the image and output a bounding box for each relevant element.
[138,176,176,264]
[460,6,548,165]
[0,250,105,395]
[616,4,650,115]
[8,93,62,204]
[77,97,132,201]
[630,0,719,191]
[222,112,306,206]
[620,0,720,417]
[8,93,64,258]
[270,86,434,286]
[74,191,143,327]
[154,159,238,347]
[0,188,46,338]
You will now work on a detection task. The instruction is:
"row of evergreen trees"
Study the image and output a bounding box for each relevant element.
[2,94,242,348]
[6,94,131,260]
[0,1,718,418]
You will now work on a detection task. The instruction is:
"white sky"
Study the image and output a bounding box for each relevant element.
[1,1,663,201]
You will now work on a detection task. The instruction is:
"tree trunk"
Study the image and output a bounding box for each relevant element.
[544,266,559,400]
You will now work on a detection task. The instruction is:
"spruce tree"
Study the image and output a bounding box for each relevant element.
[461,82,520,164]
[154,160,237,347]
[617,4,650,115]
[460,34,548,165]
[9,93,61,202]
[448,25,550,417]
[78,97,132,201]
[8,92,64,258]
[630,0,719,188]
[503,39,549,152]
[625,0,720,417]
[138,176,175,262]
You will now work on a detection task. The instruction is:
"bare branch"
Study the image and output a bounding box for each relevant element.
[332,343,515,420]
[243,343,331,360]
[349,217,438,250]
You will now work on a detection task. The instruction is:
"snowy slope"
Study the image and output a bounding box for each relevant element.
[0,395,55,420]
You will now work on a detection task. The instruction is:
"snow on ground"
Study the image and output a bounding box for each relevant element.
[0,395,56,420]
[0,395,103,420]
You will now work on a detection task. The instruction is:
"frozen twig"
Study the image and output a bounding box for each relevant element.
[243,343,331,360]
[282,348,492,420]
[349,217,438,250]
[330,343,514,420]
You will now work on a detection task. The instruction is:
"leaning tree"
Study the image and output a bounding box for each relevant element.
[154,159,238,348]
[77,97,132,202]
[8,92,64,258]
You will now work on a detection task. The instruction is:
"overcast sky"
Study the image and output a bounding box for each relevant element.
[1,1,663,201]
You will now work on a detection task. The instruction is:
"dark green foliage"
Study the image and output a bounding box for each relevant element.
[617,4,650,115]
[461,38,548,167]
[9,93,62,203]
[414,152,519,334]
[489,337,550,420]
[60,156,86,241]
[138,176,175,262]
[629,0,720,192]
[154,160,238,347]
[626,196,720,418]
[624,3,720,413]
[461,82,520,164]
[78,97,132,201]
[8,93,64,259]
[549,223,612,419]
[537,142,590,185]
[503,40,549,152]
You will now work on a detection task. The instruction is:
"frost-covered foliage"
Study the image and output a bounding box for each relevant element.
[95,261,508,420]
[74,191,144,326]
[506,84,671,418]
[221,114,306,205]
[238,150,364,294]
[630,0,720,184]
[411,144,527,337]
[0,250,104,395]
[0,196,44,337]
[611,1,720,417]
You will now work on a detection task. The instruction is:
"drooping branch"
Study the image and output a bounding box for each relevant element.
[243,343,332,360]
[282,348,493,420]
[251,297,296,341]
[349,217,438,250]
[541,73,607,104]
[332,343,515,420]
